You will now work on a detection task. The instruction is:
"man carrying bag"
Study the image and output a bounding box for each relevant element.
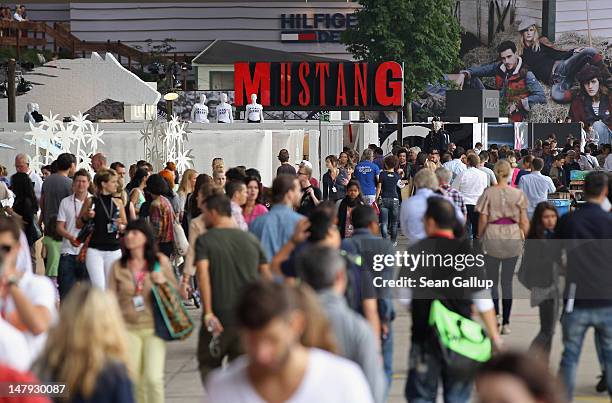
[403,198,502,403]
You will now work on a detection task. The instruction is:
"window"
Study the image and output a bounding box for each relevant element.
[210,71,234,90]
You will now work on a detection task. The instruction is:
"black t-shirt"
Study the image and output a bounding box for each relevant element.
[297,186,322,216]
[89,194,121,251]
[405,237,486,343]
[379,171,401,198]
[276,164,297,176]
[523,44,572,84]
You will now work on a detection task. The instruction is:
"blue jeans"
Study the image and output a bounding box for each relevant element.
[58,254,89,300]
[405,342,472,403]
[552,47,599,103]
[465,204,478,240]
[379,198,400,242]
[382,325,394,398]
[559,306,612,400]
[593,120,612,146]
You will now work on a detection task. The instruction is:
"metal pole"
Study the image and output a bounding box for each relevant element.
[7,59,16,122]
[396,107,403,145]
[166,99,172,122]
[586,0,593,46]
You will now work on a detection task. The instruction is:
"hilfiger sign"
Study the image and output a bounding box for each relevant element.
[234,62,404,111]
[280,13,358,43]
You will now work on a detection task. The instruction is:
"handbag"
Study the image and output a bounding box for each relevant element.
[151,263,194,341]
[481,223,524,259]
[429,299,491,379]
[25,217,42,245]
[173,219,189,256]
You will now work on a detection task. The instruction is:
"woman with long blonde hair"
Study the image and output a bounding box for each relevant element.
[517,19,602,104]
[476,160,529,335]
[35,284,134,402]
[176,169,197,222]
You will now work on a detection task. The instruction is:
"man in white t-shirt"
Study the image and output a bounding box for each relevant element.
[453,153,488,239]
[0,215,57,368]
[205,281,374,403]
[0,317,30,371]
[56,169,91,300]
[14,153,42,201]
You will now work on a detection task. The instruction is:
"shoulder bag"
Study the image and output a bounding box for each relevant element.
[151,262,194,341]
[429,299,491,379]
[173,218,189,256]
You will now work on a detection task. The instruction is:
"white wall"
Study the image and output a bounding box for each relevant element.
[459,0,542,44]
[555,0,612,40]
[0,121,347,186]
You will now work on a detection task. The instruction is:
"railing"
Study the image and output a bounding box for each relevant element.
[0,20,192,68]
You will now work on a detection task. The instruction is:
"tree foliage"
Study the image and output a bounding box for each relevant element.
[342,0,461,102]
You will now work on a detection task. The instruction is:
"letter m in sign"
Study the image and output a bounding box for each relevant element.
[234,62,271,106]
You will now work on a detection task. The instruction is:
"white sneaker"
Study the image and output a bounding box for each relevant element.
[501,324,512,335]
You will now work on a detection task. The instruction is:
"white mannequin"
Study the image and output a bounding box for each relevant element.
[190,94,209,123]
[245,93,264,123]
[24,103,35,123]
[216,93,234,123]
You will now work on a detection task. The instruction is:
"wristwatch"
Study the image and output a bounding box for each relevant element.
[6,274,19,288]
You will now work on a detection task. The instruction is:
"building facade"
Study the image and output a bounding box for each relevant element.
[458,0,612,44]
[25,1,358,59]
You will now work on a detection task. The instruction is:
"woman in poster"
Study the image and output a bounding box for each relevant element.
[569,64,612,146]
[517,19,604,104]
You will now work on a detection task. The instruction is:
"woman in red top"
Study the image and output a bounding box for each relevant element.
[145,174,175,258]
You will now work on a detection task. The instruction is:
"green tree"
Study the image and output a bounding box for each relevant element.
[342,0,461,120]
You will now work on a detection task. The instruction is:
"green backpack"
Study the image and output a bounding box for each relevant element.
[429,300,492,377]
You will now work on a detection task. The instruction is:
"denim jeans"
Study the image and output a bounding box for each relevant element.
[363,195,376,205]
[559,306,612,400]
[552,47,599,102]
[58,254,89,301]
[593,120,612,146]
[529,297,560,363]
[405,341,472,403]
[379,198,400,242]
[465,205,479,240]
[382,325,394,398]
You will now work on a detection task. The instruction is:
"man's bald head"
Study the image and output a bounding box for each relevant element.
[91,153,107,173]
[14,153,30,173]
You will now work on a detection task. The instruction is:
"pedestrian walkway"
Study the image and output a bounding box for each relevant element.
[165,298,605,402]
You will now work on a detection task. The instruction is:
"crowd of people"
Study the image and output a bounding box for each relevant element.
[0,4,27,22]
[0,129,611,403]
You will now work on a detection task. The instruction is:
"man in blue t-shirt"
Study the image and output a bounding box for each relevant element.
[354,148,381,205]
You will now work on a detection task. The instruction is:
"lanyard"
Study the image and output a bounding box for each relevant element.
[131,269,147,295]
[98,195,114,221]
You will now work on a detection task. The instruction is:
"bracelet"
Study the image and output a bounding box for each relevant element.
[204,313,214,321]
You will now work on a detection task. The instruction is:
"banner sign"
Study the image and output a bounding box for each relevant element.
[234,61,404,111]
[280,13,358,43]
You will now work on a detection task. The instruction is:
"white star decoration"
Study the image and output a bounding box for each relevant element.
[141,115,194,175]
[23,111,102,175]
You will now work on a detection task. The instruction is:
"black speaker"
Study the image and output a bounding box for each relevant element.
[445,89,500,122]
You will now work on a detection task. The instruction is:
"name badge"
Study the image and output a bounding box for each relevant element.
[132,295,145,312]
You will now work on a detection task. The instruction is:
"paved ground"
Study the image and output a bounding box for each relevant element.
[165,298,606,403]
[33,239,604,402]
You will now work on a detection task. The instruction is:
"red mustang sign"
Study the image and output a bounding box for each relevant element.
[234,61,404,110]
